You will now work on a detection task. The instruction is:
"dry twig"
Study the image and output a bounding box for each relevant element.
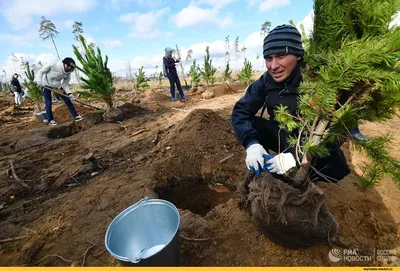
[81,242,96,267]
[131,129,148,137]
[179,234,225,242]
[219,154,234,164]
[9,160,30,189]
[0,235,30,243]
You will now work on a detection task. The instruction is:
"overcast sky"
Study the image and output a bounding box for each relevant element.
[0,0,398,82]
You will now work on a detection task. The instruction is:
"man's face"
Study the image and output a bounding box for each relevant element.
[64,63,74,72]
[265,54,301,83]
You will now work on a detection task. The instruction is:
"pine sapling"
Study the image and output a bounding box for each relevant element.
[73,34,115,108]
[237,58,254,86]
[23,62,43,111]
[158,71,163,86]
[200,46,217,90]
[222,62,232,82]
[189,59,201,87]
[133,66,150,93]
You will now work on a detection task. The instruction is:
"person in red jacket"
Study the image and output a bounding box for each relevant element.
[163,47,187,101]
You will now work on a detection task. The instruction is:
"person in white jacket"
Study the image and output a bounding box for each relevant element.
[36,57,83,125]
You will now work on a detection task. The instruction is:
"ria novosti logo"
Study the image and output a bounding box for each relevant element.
[328,248,398,263]
[328,249,342,262]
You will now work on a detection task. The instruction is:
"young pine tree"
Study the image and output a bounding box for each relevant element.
[237,58,254,86]
[73,34,115,108]
[274,0,400,187]
[133,66,150,93]
[189,59,201,87]
[222,62,232,82]
[158,71,163,86]
[24,62,43,111]
[200,46,217,89]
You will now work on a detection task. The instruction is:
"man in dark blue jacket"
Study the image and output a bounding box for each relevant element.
[231,25,350,182]
[163,47,187,101]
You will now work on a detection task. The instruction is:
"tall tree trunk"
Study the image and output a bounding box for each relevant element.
[51,37,60,60]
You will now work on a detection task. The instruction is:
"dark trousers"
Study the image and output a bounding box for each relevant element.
[167,74,185,99]
[43,87,78,121]
[253,117,350,182]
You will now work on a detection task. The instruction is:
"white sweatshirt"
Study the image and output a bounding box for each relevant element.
[36,60,73,94]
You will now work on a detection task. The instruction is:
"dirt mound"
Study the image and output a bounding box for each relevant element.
[143,90,170,103]
[227,83,247,92]
[212,84,237,97]
[118,103,149,119]
[153,109,246,189]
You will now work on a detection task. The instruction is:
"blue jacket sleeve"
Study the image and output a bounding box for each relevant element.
[231,73,268,148]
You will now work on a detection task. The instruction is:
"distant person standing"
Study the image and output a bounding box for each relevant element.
[163,47,187,101]
[36,57,83,125]
[10,73,23,106]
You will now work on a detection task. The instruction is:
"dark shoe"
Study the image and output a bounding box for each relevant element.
[350,128,369,141]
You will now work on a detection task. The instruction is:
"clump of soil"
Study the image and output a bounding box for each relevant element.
[103,108,123,122]
[226,82,247,92]
[143,90,170,103]
[118,103,149,119]
[213,84,237,97]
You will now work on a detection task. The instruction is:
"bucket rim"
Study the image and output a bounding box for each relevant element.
[104,197,180,263]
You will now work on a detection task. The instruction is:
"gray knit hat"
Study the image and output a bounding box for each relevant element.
[263,24,304,58]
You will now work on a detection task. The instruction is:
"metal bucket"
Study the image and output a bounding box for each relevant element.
[35,111,47,122]
[105,197,180,266]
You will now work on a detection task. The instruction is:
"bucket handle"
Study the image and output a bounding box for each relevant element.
[136,196,149,206]
[128,197,150,264]
[129,247,148,264]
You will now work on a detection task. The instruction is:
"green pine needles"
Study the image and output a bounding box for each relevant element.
[200,46,217,89]
[274,0,400,187]
[133,66,150,93]
[24,62,43,111]
[237,58,254,86]
[72,34,115,108]
[189,59,201,87]
[222,62,232,81]
[158,71,163,86]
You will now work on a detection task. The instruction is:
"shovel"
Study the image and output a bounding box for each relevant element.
[43,86,101,110]
[175,44,190,90]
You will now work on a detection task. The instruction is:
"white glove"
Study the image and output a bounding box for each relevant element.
[266,152,296,175]
[68,93,75,100]
[245,143,273,175]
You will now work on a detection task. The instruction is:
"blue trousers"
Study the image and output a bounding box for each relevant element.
[43,87,78,121]
[167,74,185,99]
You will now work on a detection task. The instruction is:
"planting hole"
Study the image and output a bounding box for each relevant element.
[154,176,233,217]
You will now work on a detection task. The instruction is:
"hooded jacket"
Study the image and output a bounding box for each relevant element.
[36,60,74,94]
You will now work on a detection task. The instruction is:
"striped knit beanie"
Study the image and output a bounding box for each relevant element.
[263,25,304,58]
